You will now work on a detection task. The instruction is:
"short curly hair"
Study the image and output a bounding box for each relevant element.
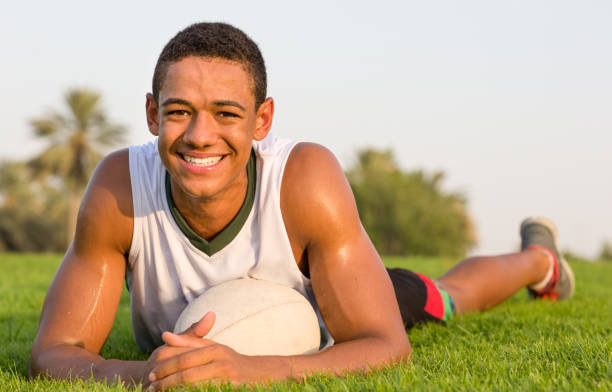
[152,22,267,108]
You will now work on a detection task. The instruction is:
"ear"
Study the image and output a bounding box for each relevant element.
[145,93,160,136]
[253,97,274,141]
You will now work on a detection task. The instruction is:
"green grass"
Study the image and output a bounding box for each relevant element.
[1,253,611,391]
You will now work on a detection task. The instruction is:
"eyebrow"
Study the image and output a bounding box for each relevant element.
[213,100,246,112]
[160,98,246,112]
[160,98,194,109]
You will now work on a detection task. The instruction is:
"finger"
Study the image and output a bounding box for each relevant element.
[177,311,216,337]
[149,364,228,391]
[150,344,196,362]
[162,331,217,349]
[149,344,225,382]
[190,311,216,337]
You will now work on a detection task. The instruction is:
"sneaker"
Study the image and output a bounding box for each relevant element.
[520,217,575,300]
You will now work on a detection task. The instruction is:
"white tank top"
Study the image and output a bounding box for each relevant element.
[127,134,332,352]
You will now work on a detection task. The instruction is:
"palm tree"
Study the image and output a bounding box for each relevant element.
[29,88,126,246]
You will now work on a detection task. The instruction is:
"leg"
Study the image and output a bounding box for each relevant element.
[436,217,575,314]
[435,249,549,314]
[389,218,574,328]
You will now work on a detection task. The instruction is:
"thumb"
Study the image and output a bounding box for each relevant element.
[186,311,216,338]
[162,312,216,348]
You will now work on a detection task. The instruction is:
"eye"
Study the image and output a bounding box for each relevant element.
[167,109,190,117]
[218,111,240,118]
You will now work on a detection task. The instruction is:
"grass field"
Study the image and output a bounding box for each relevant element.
[1,253,610,391]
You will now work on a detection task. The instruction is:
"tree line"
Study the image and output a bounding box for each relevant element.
[16,89,612,259]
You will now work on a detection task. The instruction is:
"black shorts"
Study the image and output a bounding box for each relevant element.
[387,268,453,330]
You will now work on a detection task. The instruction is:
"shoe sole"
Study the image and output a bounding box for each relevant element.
[521,217,575,300]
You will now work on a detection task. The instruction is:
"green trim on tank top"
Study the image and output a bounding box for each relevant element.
[165,149,256,256]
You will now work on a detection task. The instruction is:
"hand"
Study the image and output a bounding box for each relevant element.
[144,312,273,390]
[142,312,215,389]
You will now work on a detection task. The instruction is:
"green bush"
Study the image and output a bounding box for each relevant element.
[0,161,67,252]
[598,241,612,261]
[347,149,476,257]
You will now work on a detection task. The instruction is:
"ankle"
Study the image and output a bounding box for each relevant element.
[523,248,554,287]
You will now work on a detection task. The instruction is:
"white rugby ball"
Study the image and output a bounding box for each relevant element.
[173,278,321,356]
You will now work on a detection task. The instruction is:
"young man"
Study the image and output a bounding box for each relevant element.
[30,23,574,390]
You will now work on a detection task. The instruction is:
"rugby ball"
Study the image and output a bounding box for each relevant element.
[173,278,321,356]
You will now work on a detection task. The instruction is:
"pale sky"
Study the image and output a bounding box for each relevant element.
[1,0,611,258]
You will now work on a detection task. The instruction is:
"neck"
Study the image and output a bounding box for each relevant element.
[170,171,248,241]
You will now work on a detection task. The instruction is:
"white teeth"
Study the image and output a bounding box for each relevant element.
[182,154,222,167]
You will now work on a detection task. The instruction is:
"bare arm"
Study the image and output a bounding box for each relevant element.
[145,143,410,389]
[278,142,411,375]
[29,149,146,384]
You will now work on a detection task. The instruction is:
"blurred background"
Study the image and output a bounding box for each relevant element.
[1,0,610,259]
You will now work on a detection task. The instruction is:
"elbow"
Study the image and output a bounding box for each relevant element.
[28,343,61,380]
[390,334,412,364]
[29,351,43,380]
[29,343,50,380]
[367,332,411,368]
[399,339,412,363]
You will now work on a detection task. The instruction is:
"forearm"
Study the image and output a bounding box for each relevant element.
[30,344,146,386]
[254,335,411,383]
[286,335,410,379]
[145,329,412,389]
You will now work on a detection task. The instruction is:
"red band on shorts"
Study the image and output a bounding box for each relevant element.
[415,272,444,319]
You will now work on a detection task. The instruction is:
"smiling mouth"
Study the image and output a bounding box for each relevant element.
[180,154,224,167]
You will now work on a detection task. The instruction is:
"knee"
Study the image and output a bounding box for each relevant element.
[434,280,477,314]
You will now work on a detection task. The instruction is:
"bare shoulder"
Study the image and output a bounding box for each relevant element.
[86,148,131,200]
[75,148,133,255]
[281,142,361,248]
[282,142,351,200]
[284,142,337,168]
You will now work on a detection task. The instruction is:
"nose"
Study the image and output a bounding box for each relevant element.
[182,112,218,147]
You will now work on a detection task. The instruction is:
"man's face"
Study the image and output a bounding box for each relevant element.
[146,56,273,202]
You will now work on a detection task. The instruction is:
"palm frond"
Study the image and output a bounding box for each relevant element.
[94,124,127,147]
[65,89,102,130]
[30,118,59,137]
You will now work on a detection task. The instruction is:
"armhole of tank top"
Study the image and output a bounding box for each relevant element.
[278,140,300,181]
[127,146,142,267]
[276,140,311,281]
